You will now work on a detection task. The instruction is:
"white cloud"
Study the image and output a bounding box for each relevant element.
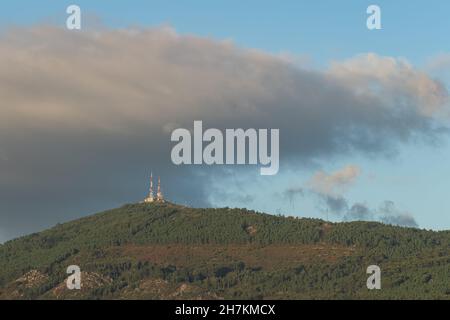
[330,53,449,117]
[426,53,450,74]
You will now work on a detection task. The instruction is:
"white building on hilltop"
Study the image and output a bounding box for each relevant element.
[144,172,164,203]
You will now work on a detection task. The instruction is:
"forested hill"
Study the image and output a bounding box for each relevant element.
[0,202,448,299]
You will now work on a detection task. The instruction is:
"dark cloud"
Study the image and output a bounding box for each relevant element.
[0,26,444,240]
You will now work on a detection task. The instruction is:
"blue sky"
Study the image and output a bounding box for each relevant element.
[2,0,450,66]
[0,1,449,241]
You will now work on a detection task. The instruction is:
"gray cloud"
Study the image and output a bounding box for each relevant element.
[333,198,418,227]
[322,195,349,215]
[0,26,444,240]
[378,201,418,228]
[283,187,304,201]
[318,197,418,227]
[281,186,304,209]
[302,167,415,225]
[380,214,418,228]
[344,202,374,221]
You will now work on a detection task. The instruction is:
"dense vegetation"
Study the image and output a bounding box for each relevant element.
[0,202,448,299]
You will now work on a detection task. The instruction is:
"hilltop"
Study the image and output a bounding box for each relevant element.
[0,202,448,299]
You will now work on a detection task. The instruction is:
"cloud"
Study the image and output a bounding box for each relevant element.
[426,53,450,75]
[307,165,361,198]
[342,200,418,227]
[306,165,359,215]
[321,195,349,215]
[303,166,416,226]
[281,186,304,209]
[380,213,418,228]
[344,202,373,221]
[378,201,418,228]
[283,187,304,201]
[330,53,449,117]
[323,198,418,227]
[0,26,444,239]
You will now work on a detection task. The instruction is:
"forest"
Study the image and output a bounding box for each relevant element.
[0,202,448,299]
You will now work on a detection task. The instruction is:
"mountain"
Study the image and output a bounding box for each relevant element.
[0,202,448,299]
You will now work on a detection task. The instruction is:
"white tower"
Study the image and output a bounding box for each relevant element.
[144,172,154,203]
[156,176,164,202]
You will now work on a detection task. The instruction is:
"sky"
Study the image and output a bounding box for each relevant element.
[1,1,450,243]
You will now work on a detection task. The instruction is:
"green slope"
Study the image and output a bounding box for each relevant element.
[0,202,448,299]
